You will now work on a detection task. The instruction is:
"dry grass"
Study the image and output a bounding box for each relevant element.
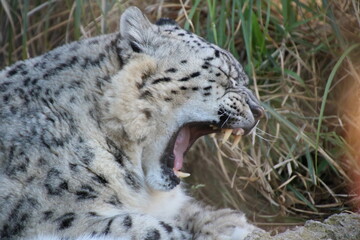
[1,0,360,228]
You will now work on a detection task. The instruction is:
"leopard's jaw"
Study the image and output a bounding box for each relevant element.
[142,117,255,191]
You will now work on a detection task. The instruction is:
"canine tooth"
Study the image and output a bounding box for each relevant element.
[174,169,191,178]
[231,135,242,149]
[222,129,232,144]
[178,171,191,178]
[234,128,245,136]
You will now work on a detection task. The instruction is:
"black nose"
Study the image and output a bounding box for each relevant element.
[250,105,265,120]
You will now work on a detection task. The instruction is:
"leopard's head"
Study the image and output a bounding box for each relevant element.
[105,7,264,191]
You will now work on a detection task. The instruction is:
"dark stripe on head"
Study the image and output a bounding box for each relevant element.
[165,68,177,73]
[152,77,171,85]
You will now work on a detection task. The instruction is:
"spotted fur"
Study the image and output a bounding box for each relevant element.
[0,7,263,240]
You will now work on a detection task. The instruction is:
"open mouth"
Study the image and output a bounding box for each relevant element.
[160,122,251,180]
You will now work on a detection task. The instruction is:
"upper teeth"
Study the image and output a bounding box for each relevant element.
[231,135,242,150]
[220,128,245,148]
[222,129,233,144]
[234,128,244,136]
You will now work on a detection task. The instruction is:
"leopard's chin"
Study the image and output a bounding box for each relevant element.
[159,120,256,186]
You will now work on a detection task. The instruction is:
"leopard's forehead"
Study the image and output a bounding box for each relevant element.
[156,23,249,87]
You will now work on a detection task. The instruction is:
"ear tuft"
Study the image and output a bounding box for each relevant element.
[120,7,154,48]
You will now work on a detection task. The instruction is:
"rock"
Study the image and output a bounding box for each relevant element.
[246,213,360,240]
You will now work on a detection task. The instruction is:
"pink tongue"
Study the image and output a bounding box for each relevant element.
[173,126,190,171]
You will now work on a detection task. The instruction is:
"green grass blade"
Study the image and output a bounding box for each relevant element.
[74,0,82,39]
[206,0,218,44]
[305,145,317,184]
[322,0,345,46]
[283,69,306,87]
[184,0,201,31]
[287,185,318,212]
[21,0,29,60]
[217,0,226,47]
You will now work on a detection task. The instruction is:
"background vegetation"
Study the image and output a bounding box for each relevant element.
[1,0,360,230]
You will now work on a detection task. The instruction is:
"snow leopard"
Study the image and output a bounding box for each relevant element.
[0,6,264,240]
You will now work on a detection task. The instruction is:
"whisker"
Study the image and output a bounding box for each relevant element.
[255,128,277,139]
[254,133,272,143]
[252,128,276,143]
[221,114,231,128]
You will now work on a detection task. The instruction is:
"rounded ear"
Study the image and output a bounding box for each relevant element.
[119,7,156,53]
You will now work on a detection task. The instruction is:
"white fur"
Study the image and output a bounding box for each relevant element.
[27,235,126,240]
[231,226,254,240]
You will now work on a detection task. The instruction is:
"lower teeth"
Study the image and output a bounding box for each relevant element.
[173,169,191,178]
